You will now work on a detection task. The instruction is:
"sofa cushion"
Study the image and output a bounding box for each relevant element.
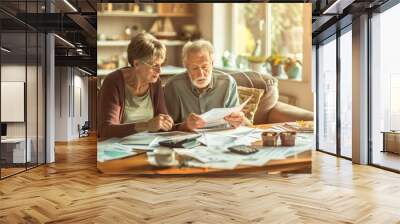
[229,71,279,124]
[237,86,264,124]
[266,101,314,123]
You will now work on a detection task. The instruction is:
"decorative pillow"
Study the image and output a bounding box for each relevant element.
[237,86,264,124]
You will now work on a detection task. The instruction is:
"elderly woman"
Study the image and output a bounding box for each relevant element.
[98,33,173,140]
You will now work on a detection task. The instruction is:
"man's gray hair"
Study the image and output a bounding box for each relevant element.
[182,39,214,66]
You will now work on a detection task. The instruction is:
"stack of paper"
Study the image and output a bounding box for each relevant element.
[98,127,313,169]
[119,134,159,146]
[97,138,139,162]
[119,131,199,148]
[173,133,313,169]
[267,123,314,133]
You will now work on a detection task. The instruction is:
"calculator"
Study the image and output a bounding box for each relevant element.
[158,135,201,149]
[228,145,259,155]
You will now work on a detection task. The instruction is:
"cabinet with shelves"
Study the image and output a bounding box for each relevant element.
[97,3,199,83]
[97,40,186,47]
[97,11,193,18]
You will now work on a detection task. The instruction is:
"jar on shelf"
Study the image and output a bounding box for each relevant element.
[144,4,155,14]
[102,3,113,12]
[128,3,140,12]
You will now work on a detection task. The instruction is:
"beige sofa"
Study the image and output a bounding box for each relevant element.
[229,71,314,125]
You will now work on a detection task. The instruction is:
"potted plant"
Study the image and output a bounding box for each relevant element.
[266,54,287,77]
[284,58,302,80]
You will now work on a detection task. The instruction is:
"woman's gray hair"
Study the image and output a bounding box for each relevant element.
[182,39,214,66]
[127,32,166,66]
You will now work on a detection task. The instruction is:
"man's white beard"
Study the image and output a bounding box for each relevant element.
[190,76,211,89]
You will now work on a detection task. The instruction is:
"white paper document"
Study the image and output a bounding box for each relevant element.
[197,134,237,148]
[186,159,239,170]
[173,133,313,169]
[119,134,158,146]
[174,146,277,168]
[97,138,141,162]
[199,97,252,127]
[174,146,232,163]
[119,131,199,147]
[196,126,263,148]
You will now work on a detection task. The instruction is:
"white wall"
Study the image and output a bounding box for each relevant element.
[54,67,89,141]
[197,4,213,44]
[72,73,89,138]
[196,3,232,68]
[1,65,31,136]
[1,65,26,81]
[1,65,26,139]
[1,64,46,164]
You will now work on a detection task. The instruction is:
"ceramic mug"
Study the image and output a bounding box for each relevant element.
[154,147,177,167]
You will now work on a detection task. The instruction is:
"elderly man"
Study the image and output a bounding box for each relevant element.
[164,39,245,131]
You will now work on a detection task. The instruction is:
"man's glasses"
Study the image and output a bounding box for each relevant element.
[142,61,162,71]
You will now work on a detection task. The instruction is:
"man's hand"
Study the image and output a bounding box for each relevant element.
[224,111,245,128]
[181,113,206,131]
[147,114,174,132]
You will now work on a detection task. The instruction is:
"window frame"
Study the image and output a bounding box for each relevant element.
[231,3,309,81]
[314,23,353,160]
[368,0,400,173]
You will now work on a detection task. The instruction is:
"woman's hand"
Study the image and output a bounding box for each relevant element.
[224,111,245,128]
[147,114,174,132]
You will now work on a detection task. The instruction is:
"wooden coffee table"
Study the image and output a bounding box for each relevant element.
[97,123,313,175]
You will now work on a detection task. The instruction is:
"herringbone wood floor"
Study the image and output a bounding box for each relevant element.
[1,135,400,224]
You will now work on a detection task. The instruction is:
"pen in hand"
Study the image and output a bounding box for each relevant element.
[173,122,184,127]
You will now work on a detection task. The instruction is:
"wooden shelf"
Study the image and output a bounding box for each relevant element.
[97,40,186,47]
[97,40,130,47]
[158,13,193,17]
[97,11,192,18]
[97,66,186,76]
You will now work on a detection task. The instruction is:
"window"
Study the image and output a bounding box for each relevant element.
[339,28,352,158]
[317,37,337,155]
[316,27,352,159]
[233,4,265,57]
[232,3,306,81]
[371,3,400,171]
[269,4,303,61]
[0,1,47,179]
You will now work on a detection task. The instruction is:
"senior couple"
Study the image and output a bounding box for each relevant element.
[98,32,245,140]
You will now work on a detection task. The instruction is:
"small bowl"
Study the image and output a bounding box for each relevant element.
[280,131,297,146]
[262,131,279,146]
